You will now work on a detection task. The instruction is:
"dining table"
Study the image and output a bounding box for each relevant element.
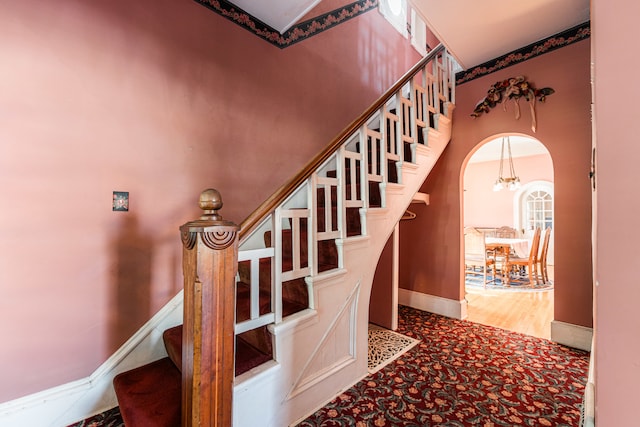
[484,237,530,284]
[485,237,530,258]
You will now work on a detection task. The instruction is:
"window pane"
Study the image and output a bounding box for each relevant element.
[523,188,553,232]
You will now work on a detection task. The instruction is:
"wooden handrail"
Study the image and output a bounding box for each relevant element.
[239,44,447,239]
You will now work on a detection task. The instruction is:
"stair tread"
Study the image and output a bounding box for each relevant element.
[163,325,273,377]
[113,357,181,427]
[237,280,308,321]
[236,335,273,374]
[163,326,182,373]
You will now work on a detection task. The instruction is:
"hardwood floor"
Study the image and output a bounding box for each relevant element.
[464,267,554,340]
[465,288,553,339]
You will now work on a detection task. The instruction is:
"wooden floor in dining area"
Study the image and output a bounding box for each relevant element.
[464,267,554,340]
[465,288,553,340]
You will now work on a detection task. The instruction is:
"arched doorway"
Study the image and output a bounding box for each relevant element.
[462,133,554,339]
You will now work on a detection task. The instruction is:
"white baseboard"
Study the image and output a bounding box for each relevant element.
[398,288,467,320]
[550,320,593,352]
[0,292,184,427]
[550,323,594,427]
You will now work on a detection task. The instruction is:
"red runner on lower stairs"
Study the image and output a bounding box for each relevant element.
[114,223,329,426]
[113,325,273,427]
[113,357,181,427]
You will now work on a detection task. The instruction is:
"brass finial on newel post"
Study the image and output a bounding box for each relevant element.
[180,188,238,427]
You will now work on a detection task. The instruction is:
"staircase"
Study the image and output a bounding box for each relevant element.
[113,45,455,427]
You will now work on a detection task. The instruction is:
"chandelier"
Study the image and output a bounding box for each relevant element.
[493,136,521,191]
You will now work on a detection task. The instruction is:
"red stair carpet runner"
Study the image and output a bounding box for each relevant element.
[112,324,273,427]
[113,357,181,427]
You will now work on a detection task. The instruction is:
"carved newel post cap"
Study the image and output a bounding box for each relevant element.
[180,188,240,241]
[199,188,223,221]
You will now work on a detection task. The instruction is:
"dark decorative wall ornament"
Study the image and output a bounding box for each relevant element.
[470,76,555,132]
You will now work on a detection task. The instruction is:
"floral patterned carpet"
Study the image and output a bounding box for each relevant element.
[297,305,589,427]
[70,306,589,427]
[67,406,123,427]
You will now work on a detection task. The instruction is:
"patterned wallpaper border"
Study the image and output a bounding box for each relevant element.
[193,0,378,49]
[192,1,590,79]
[456,22,591,85]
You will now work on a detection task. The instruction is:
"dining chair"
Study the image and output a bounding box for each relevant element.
[495,226,518,238]
[464,227,495,288]
[508,227,541,286]
[537,227,552,284]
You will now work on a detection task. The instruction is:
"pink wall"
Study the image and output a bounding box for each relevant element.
[399,39,592,328]
[464,153,553,228]
[593,1,640,424]
[0,0,421,402]
[369,232,394,328]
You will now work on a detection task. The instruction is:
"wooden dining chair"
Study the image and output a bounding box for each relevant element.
[537,227,552,284]
[508,227,541,286]
[495,226,518,238]
[464,227,495,288]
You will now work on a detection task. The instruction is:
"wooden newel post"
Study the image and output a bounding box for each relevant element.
[180,189,239,427]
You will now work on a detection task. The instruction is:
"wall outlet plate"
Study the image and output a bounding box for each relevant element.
[113,191,129,211]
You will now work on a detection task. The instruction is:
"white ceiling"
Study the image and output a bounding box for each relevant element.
[228,0,323,33]
[411,0,590,69]
[468,136,549,164]
[232,0,590,69]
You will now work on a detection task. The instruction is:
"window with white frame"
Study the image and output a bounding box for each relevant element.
[525,190,553,230]
[410,9,427,55]
[379,0,407,38]
[379,0,430,56]
[515,181,554,237]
